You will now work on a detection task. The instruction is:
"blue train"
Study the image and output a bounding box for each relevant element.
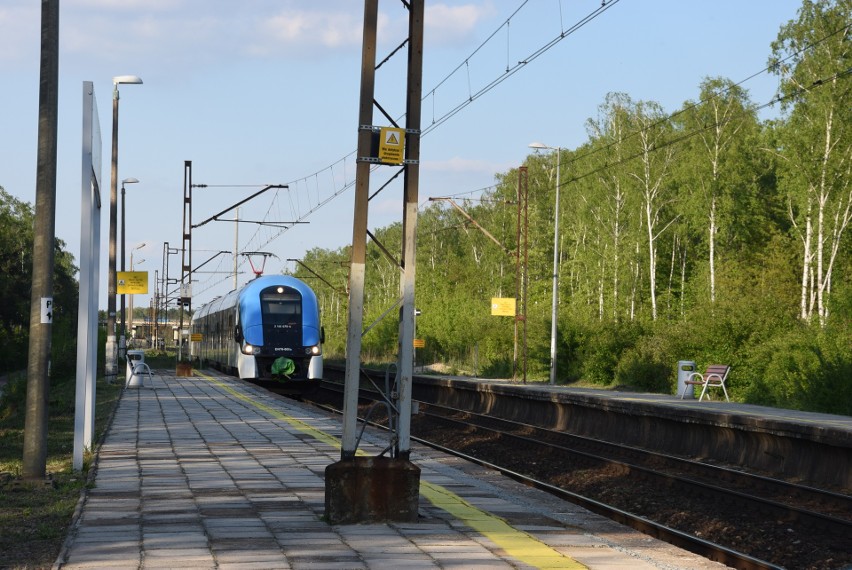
[190,275,324,388]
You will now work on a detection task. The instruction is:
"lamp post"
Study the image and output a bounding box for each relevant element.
[119,177,140,359]
[106,74,142,384]
[529,142,561,385]
[121,239,145,354]
[128,254,145,346]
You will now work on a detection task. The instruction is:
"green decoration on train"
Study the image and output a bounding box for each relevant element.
[272,357,296,380]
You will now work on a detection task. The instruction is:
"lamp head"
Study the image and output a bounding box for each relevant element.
[529,142,549,150]
[122,177,140,185]
[113,75,143,85]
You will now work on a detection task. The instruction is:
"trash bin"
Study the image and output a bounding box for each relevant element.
[676,360,696,398]
[126,349,146,388]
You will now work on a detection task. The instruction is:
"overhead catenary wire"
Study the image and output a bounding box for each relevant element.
[193,2,842,303]
[225,2,621,260]
[420,25,852,241]
[550,22,852,187]
[560,64,852,189]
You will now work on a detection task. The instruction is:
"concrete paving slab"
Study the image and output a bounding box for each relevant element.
[55,371,730,570]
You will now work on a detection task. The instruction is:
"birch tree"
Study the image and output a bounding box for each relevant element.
[770,0,852,325]
[627,100,678,320]
[678,78,759,304]
[585,93,635,321]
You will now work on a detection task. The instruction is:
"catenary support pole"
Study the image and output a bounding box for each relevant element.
[340,0,378,460]
[396,0,425,460]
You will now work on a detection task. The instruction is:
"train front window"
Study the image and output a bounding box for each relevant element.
[260,290,301,326]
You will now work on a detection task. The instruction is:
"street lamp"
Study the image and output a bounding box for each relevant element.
[106,74,142,384]
[529,142,561,385]
[119,177,140,359]
[129,254,145,345]
[121,238,144,354]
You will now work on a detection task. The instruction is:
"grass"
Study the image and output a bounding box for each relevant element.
[0,371,122,570]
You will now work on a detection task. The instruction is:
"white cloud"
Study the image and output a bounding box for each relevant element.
[258,11,366,51]
[249,2,496,59]
[2,1,499,72]
[425,2,496,46]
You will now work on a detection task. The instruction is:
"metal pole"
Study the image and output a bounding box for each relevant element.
[23,0,59,480]
[105,85,120,384]
[105,75,141,382]
[549,148,561,385]
[153,269,158,348]
[341,0,378,460]
[396,0,425,459]
[74,81,100,472]
[234,207,239,290]
[521,167,529,383]
[129,252,141,344]
[179,161,192,362]
[119,181,126,360]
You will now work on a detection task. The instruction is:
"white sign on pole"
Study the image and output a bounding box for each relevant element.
[40,297,53,324]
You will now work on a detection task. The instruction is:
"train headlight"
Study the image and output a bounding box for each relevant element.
[306,345,321,356]
[242,343,255,355]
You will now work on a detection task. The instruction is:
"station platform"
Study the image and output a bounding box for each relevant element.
[411,374,852,490]
[56,370,726,569]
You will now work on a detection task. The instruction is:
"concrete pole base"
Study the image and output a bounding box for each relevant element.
[325,456,420,524]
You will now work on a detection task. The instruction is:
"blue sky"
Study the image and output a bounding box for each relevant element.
[1,0,803,310]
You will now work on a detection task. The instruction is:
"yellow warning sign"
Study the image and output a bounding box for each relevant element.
[117,271,148,294]
[413,338,425,348]
[378,127,405,165]
[491,297,516,317]
[191,333,203,342]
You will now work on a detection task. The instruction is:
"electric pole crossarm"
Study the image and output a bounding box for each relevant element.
[428,197,511,255]
[288,259,346,295]
[188,250,231,278]
[214,219,307,228]
[191,184,287,229]
[366,230,403,270]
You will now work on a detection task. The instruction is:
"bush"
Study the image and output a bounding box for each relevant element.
[614,347,671,392]
[743,326,852,415]
[575,320,642,385]
[0,372,27,421]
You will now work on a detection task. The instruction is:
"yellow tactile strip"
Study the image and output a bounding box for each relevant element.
[197,370,586,569]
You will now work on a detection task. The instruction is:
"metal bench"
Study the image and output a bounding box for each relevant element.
[681,364,730,401]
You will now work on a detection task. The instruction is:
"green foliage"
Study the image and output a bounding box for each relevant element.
[0,372,27,421]
[614,348,672,393]
[574,320,642,385]
[0,187,79,377]
[0,187,35,374]
[742,326,852,415]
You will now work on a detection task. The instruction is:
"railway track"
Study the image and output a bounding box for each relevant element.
[306,380,852,570]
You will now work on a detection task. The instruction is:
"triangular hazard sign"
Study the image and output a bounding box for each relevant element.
[386,132,400,145]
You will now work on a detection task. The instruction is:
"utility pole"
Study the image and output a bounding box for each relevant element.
[23,0,59,480]
[178,161,192,370]
[325,0,424,525]
[340,0,378,462]
[397,0,425,460]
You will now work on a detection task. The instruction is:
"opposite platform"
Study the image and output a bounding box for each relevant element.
[410,374,852,490]
[55,370,727,569]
